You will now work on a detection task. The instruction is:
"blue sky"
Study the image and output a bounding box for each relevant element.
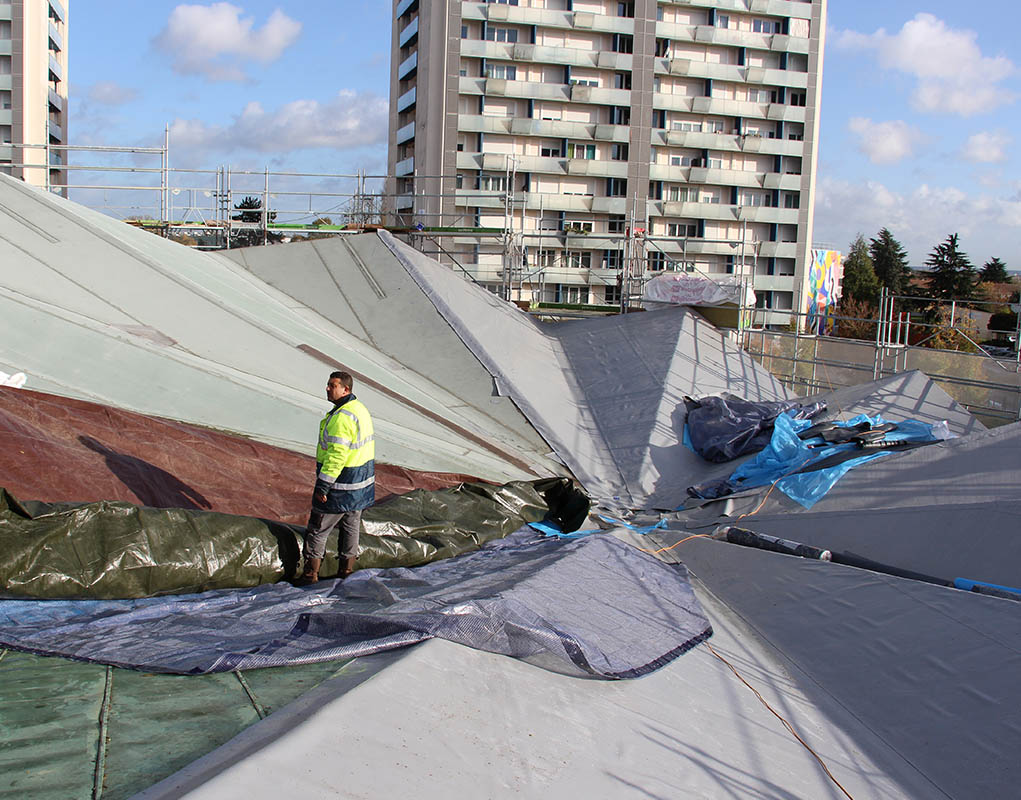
[68,1,1019,267]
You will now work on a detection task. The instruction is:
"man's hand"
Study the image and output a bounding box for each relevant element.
[315,492,328,504]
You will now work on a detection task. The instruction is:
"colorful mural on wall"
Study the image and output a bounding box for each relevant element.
[806,249,843,334]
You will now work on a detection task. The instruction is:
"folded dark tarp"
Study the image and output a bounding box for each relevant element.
[0,478,586,600]
[684,393,825,463]
[0,531,711,679]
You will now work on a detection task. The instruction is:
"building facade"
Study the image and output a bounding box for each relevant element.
[0,0,68,192]
[388,0,825,323]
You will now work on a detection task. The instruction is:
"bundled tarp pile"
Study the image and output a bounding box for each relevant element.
[0,478,583,600]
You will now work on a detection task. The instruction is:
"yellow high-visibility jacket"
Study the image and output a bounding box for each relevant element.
[313,395,375,512]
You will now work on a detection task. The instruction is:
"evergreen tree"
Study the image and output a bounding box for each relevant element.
[979,256,1009,284]
[925,233,977,301]
[231,196,279,247]
[840,234,880,304]
[868,228,911,295]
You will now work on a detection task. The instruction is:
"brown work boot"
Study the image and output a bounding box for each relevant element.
[295,557,322,586]
[338,556,358,579]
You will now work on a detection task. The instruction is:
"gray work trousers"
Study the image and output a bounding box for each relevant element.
[303,509,362,560]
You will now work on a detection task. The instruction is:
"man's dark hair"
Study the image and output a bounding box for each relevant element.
[330,370,354,391]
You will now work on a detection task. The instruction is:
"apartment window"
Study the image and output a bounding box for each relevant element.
[608,214,626,233]
[741,191,771,207]
[570,77,599,87]
[0,56,11,76]
[670,155,700,167]
[705,120,725,133]
[0,91,10,111]
[614,72,631,90]
[617,1,635,18]
[648,252,668,271]
[672,121,702,133]
[667,223,698,237]
[566,251,593,268]
[461,25,468,39]
[753,19,782,34]
[604,250,624,270]
[655,38,670,57]
[606,178,628,197]
[705,157,723,169]
[485,64,517,80]
[789,91,807,107]
[537,249,558,266]
[479,174,508,192]
[648,181,662,200]
[783,193,800,209]
[564,220,594,233]
[668,186,693,202]
[610,106,631,125]
[0,21,11,39]
[0,125,11,144]
[605,283,622,304]
[567,142,596,159]
[715,14,730,29]
[610,143,629,161]
[612,34,633,54]
[485,0,519,4]
[748,88,770,103]
[540,143,562,157]
[485,27,519,43]
[554,284,589,303]
[455,174,464,189]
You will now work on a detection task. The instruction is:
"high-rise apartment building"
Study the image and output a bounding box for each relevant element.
[388,0,825,323]
[0,0,69,192]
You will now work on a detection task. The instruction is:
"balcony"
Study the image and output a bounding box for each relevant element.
[570,85,630,106]
[398,16,418,48]
[396,87,416,112]
[756,241,798,258]
[0,39,11,56]
[592,124,629,142]
[397,51,417,81]
[394,193,414,210]
[395,0,417,20]
[395,121,415,145]
[395,156,415,177]
[523,193,594,213]
[454,189,508,210]
[484,78,570,102]
[663,58,743,84]
[766,103,807,123]
[48,21,63,51]
[48,0,66,23]
[48,87,64,112]
[596,51,632,70]
[48,53,63,82]
[735,205,798,224]
[591,197,628,214]
[762,172,803,190]
[509,117,596,140]
[565,158,628,178]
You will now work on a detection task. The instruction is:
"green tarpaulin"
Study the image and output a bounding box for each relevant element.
[0,478,587,599]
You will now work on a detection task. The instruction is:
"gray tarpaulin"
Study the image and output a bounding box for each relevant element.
[0,531,711,679]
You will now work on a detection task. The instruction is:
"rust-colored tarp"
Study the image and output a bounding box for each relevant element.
[0,387,484,525]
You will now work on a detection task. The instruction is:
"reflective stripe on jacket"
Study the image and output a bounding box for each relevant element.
[314,394,375,512]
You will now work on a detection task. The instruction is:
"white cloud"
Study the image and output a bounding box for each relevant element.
[847,118,924,164]
[87,81,138,106]
[960,130,1011,163]
[154,3,301,82]
[167,91,389,158]
[814,176,1021,266]
[835,13,1016,115]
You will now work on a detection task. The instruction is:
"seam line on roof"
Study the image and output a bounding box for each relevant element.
[310,240,376,346]
[235,671,269,720]
[92,665,113,800]
[0,201,61,242]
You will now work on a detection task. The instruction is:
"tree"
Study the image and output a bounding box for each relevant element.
[979,256,1009,284]
[231,196,279,247]
[868,228,912,295]
[925,233,976,302]
[840,234,880,304]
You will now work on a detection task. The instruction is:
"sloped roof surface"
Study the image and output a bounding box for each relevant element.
[381,231,790,509]
[0,173,557,483]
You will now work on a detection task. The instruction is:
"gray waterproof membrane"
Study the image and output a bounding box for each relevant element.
[379,231,788,510]
[0,531,710,679]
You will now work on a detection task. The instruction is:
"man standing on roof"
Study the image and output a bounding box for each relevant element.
[296,370,375,585]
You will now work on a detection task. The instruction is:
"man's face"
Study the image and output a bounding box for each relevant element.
[326,377,349,403]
